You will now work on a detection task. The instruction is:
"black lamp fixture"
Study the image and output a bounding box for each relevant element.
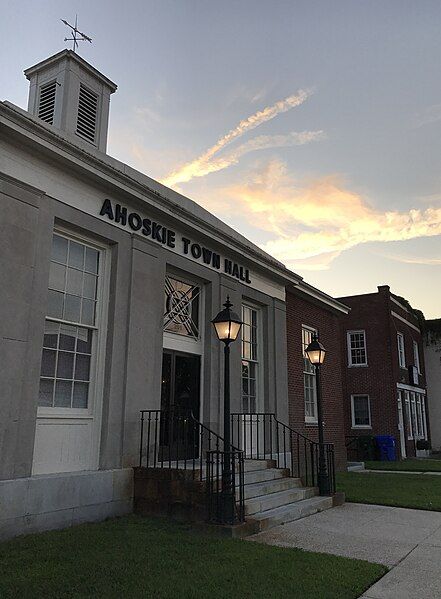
[212,296,243,522]
[212,297,242,344]
[305,335,326,366]
[305,333,330,496]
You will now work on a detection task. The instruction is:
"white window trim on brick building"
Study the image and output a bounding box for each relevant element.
[347,330,368,367]
[302,325,318,424]
[397,332,406,368]
[413,340,421,374]
[351,394,372,429]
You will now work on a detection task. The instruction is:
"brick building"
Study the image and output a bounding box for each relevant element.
[286,282,349,471]
[338,285,429,460]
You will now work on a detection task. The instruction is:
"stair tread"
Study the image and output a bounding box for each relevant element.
[244,477,303,497]
[245,486,316,506]
[251,495,333,521]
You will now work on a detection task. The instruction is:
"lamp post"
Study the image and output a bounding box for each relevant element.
[212,297,243,521]
[305,334,330,496]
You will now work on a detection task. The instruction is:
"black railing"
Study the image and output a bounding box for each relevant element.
[139,408,245,523]
[231,413,336,495]
[206,449,245,525]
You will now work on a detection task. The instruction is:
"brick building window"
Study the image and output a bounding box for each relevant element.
[397,332,406,368]
[413,340,421,374]
[351,394,371,428]
[302,326,317,423]
[347,330,367,366]
[404,391,413,440]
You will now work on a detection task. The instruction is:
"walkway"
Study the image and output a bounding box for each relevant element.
[250,502,441,598]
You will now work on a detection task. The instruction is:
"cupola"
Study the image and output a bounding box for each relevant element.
[24,49,117,153]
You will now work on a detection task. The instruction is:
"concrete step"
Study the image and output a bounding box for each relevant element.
[347,462,365,472]
[245,486,317,515]
[243,468,290,485]
[243,459,276,472]
[244,477,303,500]
[251,495,333,531]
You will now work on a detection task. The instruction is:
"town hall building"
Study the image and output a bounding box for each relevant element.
[0,49,346,539]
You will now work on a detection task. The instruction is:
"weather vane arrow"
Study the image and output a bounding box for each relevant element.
[61,15,92,52]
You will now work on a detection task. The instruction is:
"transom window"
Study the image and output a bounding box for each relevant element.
[347,331,367,366]
[302,326,317,423]
[397,332,406,368]
[351,395,371,428]
[242,305,259,413]
[163,276,200,339]
[38,233,101,409]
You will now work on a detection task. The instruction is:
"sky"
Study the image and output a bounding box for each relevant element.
[1,0,440,317]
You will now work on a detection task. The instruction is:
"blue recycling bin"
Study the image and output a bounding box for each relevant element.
[375,435,396,461]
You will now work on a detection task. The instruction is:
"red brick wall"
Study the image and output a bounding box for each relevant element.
[286,291,347,471]
[339,286,428,460]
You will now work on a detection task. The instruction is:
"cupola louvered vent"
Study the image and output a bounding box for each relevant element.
[38,81,57,124]
[76,84,98,143]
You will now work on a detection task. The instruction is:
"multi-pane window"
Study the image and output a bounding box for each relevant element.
[405,391,413,440]
[397,333,406,368]
[410,392,419,439]
[38,233,101,409]
[413,340,421,374]
[242,305,259,413]
[164,276,200,339]
[302,327,317,422]
[351,395,371,428]
[347,331,367,366]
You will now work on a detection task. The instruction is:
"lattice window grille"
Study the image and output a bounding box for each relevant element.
[163,276,200,338]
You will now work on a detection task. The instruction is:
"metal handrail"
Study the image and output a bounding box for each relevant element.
[231,412,336,494]
[139,407,244,524]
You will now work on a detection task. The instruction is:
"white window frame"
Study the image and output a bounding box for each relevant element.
[302,325,318,424]
[413,340,421,374]
[397,332,406,369]
[241,302,263,414]
[347,330,368,367]
[37,227,110,420]
[351,394,372,429]
[404,390,413,440]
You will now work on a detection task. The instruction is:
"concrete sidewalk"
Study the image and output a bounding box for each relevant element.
[250,502,441,598]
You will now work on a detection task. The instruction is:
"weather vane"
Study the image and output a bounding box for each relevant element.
[61,15,92,52]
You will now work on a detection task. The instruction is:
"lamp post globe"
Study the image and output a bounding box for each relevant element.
[305,333,330,496]
[211,297,243,523]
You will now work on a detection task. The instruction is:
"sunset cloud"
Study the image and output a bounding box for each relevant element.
[162,89,312,187]
[210,160,441,269]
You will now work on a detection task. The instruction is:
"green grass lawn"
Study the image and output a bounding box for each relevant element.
[0,515,385,599]
[337,471,441,511]
[365,459,441,472]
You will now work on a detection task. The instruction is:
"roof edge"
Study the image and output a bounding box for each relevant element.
[24,49,117,92]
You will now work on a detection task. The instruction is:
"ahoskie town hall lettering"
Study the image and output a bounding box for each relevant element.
[99,199,252,284]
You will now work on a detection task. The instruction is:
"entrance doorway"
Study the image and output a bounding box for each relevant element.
[160,350,201,459]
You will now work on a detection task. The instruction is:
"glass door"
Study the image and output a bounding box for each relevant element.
[160,350,201,459]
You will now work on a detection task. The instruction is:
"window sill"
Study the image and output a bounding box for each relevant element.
[348,364,368,368]
[352,426,372,430]
[305,421,318,427]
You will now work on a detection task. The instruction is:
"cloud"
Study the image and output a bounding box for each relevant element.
[208,159,441,269]
[162,89,312,187]
[381,254,441,266]
[163,130,324,183]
